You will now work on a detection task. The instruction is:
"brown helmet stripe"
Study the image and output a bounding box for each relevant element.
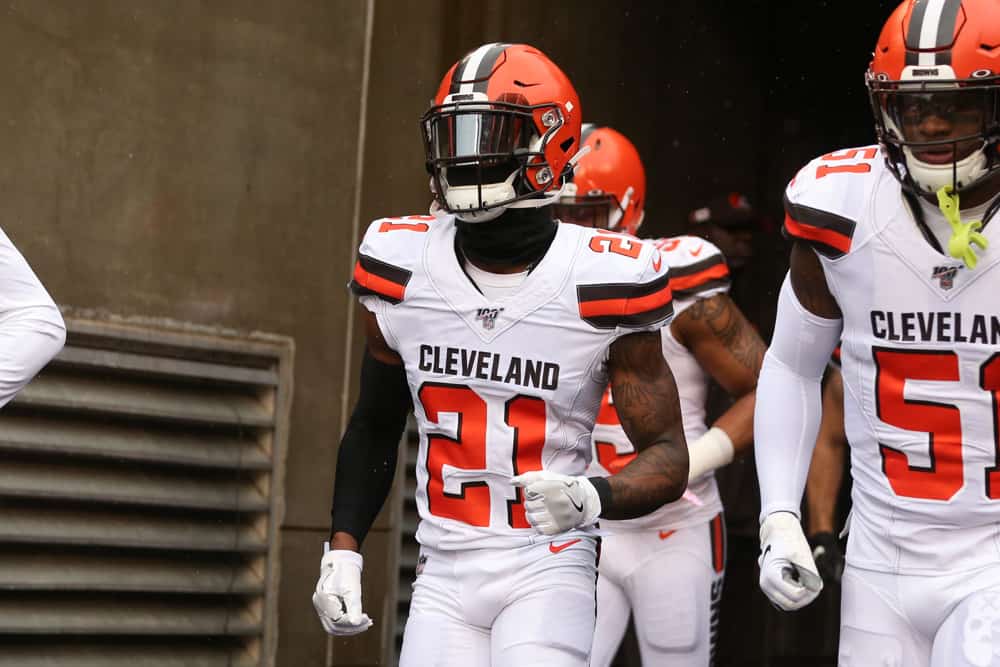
[905,0,931,59]
[471,43,509,93]
[904,0,965,67]
[934,0,963,65]
[448,43,509,96]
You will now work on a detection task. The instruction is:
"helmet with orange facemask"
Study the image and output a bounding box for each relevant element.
[867,0,1000,195]
[554,125,647,235]
[421,43,582,222]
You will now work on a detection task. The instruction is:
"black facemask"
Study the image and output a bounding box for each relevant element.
[455,207,558,268]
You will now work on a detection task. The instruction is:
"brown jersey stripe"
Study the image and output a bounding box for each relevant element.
[670,257,730,297]
[348,254,412,304]
[581,301,674,331]
[673,277,731,300]
[783,195,856,259]
[578,271,671,304]
[669,254,727,279]
[578,273,673,329]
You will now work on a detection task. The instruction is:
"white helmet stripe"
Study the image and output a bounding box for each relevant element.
[456,43,508,95]
[905,0,963,67]
[918,0,948,65]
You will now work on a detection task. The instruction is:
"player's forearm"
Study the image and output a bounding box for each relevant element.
[755,278,841,520]
[595,436,688,519]
[755,352,823,519]
[710,391,755,457]
[329,350,410,547]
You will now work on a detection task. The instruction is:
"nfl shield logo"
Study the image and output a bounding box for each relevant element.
[931,265,960,290]
[475,307,504,330]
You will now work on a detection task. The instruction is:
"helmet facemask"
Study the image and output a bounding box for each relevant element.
[421,95,570,222]
[868,68,1000,195]
[553,182,634,231]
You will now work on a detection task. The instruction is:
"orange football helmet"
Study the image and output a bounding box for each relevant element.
[553,125,646,235]
[867,0,1000,194]
[421,43,582,221]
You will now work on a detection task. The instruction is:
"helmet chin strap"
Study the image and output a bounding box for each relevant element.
[936,185,990,269]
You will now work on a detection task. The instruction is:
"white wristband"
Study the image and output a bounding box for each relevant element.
[687,427,735,481]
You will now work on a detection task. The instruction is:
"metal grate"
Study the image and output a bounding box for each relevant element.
[392,419,420,666]
[0,316,293,667]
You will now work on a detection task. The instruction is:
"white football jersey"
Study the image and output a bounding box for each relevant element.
[785,146,1000,574]
[350,214,674,550]
[588,235,728,532]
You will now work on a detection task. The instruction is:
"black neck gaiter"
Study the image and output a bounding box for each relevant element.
[455,207,558,268]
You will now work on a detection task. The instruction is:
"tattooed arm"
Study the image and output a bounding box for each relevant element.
[600,331,689,519]
[671,293,766,457]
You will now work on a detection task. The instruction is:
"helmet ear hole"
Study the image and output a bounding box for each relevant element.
[560,137,575,153]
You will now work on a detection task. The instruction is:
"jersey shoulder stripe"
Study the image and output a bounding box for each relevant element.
[782,146,882,259]
[577,272,673,330]
[349,215,434,305]
[349,253,412,304]
[670,254,730,298]
[783,192,857,259]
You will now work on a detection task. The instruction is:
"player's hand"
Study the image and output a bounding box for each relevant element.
[808,531,845,585]
[312,548,374,636]
[511,471,601,535]
[758,511,823,611]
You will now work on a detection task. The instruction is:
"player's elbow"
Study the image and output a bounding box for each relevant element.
[39,306,66,360]
[27,306,67,373]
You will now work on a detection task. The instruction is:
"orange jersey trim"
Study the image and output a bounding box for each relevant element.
[578,282,673,319]
[352,260,406,302]
[670,262,730,293]
[784,213,852,255]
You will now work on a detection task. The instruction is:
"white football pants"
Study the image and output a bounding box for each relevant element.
[398,537,598,667]
[590,513,726,666]
[840,563,1000,666]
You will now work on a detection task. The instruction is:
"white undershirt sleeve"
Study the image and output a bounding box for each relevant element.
[0,228,66,407]
[755,274,842,521]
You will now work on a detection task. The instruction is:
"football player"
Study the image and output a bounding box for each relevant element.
[0,228,65,405]
[313,44,690,667]
[686,192,757,273]
[554,126,766,666]
[755,1,1000,664]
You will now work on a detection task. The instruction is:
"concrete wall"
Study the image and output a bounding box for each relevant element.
[0,2,371,666]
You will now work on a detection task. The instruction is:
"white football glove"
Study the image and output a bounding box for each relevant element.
[758,511,824,611]
[312,547,374,636]
[511,471,601,535]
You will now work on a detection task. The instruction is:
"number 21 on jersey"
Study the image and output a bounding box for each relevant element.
[418,383,545,528]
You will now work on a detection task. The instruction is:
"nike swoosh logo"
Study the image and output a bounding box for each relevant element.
[563,489,584,513]
[549,539,581,554]
[652,253,662,272]
[658,530,676,540]
[763,544,771,557]
[690,243,704,257]
[813,546,826,559]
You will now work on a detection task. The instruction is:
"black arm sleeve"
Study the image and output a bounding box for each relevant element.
[330,349,412,545]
